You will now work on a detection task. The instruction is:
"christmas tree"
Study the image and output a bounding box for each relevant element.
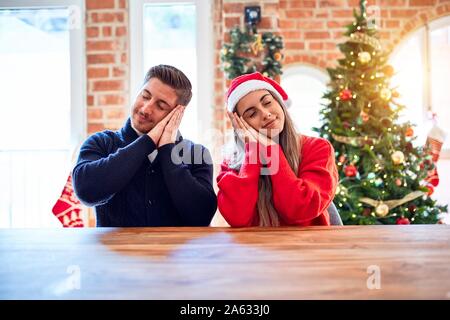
[315,0,447,224]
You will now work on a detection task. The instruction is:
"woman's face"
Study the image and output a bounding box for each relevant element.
[235,90,285,139]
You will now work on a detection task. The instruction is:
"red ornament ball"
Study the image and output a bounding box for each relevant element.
[395,178,402,186]
[344,165,358,177]
[396,217,410,225]
[339,89,353,101]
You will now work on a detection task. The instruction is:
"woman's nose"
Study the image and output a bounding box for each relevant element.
[263,110,272,120]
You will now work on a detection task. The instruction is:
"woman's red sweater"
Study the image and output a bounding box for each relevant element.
[217,135,339,227]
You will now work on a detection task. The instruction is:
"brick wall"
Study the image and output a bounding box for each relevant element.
[211,0,450,144]
[85,0,129,135]
[83,0,450,137]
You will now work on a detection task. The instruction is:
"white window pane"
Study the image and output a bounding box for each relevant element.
[430,25,450,150]
[390,30,427,145]
[0,8,71,150]
[143,4,198,142]
[282,68,328,137]
[0,8,72,228]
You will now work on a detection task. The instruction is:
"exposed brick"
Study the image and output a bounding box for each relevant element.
[102,26,112,37]
[279,19,296,28]
[87,95,95,107]
[285,42,305,50]
[88,123,105,134]
[86,40,115,51]
[297,21,325,29]
[86,26,99,38]
[88,108,103,120]
[87,67,109,78]
[91,12,124,23]
[87,54,115,64]
[92,80,124,92]
[282,31,302,39]
[304,31,330,39]
[223,3,243,14]
[118,0,127,9]
[390,9,419,18]
[115,26,127,36]
[224,17,240,28]
[112,66,126,77]
[258,17,274,29]
[98,94,126,106]
[286,10,314,19]
[332,10,353,18]
[86,0,115,10]
[105,108,126,119]
[291,1,316,9]
[319,0,347,8]
[410,0,436,6]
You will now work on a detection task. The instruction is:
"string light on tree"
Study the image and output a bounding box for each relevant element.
[358,51,371,64]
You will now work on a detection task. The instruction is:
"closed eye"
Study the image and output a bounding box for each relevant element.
[243,107,257,118]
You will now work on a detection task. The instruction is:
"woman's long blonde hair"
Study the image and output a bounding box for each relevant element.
[226,93,302,226]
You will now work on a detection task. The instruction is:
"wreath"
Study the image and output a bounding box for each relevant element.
[220,26,284,80]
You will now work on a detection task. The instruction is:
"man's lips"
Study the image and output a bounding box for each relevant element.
[138,113,149,122]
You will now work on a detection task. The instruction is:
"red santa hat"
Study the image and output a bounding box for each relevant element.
[226,72,290,113]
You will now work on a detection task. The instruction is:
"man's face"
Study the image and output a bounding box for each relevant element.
[131,78,179,133]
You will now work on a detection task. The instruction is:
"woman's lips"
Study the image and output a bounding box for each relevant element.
[263,119,277,129]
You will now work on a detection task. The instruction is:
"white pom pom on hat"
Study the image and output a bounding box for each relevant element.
[226,72,290,113]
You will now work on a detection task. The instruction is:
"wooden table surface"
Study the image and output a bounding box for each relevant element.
[1,225,450,299]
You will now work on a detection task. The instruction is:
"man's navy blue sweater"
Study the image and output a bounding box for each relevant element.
[72,118,217,227]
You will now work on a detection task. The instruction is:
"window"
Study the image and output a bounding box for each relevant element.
[390,16,450,156]
[0,0,85,227]
[281,65,329,137]
[130,0,213,146]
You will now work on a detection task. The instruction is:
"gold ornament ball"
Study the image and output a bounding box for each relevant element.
[221,48,228,56]
[391,151,405,165]
[274,52,282,61]
[380,88,392,101]
[358,51,371,64]
[375,203,389,217]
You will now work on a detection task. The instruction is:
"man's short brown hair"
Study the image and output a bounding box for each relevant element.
[144,65,192,106]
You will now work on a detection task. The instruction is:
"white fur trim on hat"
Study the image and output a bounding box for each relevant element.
[227,79,284,112]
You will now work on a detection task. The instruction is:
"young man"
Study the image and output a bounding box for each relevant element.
[73,65,217,227]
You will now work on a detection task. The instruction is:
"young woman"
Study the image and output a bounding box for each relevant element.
[217,72,339,227]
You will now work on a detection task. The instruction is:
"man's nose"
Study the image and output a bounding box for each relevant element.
[141,99,154,115]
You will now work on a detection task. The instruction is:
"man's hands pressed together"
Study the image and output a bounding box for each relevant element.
[147,105,186,147]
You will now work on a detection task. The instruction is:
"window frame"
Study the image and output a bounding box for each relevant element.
[281,64,329,136]
[0,0,86,153]
[129,0,214,146]
[391,16,450,159]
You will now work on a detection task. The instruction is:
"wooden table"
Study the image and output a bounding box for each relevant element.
[1,225,449,299]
